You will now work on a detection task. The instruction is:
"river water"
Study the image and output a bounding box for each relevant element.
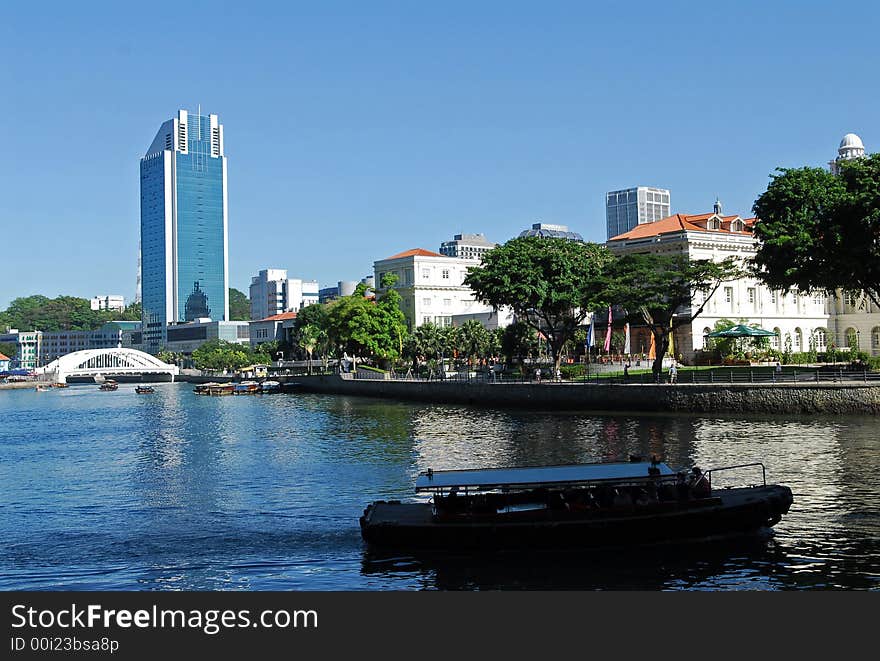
[1,383,878,590]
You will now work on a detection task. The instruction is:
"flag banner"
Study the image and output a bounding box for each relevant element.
[587,321,594,348]
[648,332,656,359]
[624,322,631,355]
[603,306,612,353]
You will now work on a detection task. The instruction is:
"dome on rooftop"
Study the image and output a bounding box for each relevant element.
[839,133,864,150]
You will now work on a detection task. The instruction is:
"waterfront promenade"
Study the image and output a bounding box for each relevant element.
[283,373,880,415]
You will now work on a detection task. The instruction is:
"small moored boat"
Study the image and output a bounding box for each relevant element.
[261,380,281,393]
[135,385,155,394]
[99,380,118,391]
[360,458,793,551]
[233,381,260,395]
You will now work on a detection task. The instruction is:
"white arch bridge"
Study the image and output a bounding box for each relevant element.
[37,349,179,383]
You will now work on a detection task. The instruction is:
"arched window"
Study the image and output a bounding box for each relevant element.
[794,328,802,351]
[772,327,781,350]
[871,327,880,352]
[702,327,712,350]
[844,327,858,349]
[814,328,827,350]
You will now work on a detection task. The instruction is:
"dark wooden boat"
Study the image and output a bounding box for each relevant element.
[135,385,155,394]
[360,458,793,551]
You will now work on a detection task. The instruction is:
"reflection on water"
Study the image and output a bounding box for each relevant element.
[0,384,877,590]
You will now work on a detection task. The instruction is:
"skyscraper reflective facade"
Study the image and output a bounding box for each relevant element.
[605,186,670,239]
[140,109,229,351]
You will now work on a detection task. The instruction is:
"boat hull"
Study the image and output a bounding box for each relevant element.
[360,485,793,551]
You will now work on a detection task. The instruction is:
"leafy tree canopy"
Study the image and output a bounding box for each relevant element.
[0,295,141,332]
[606,253,743,374]
[752,154,880,307]
[229,288,251,321]
[191,339,270,371]
[465,237,613,369]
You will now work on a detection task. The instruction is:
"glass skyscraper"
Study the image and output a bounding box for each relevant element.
[140,109,229,351]
[605,186,670,239]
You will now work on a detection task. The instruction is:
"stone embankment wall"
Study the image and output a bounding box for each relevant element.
[286,375,880,415]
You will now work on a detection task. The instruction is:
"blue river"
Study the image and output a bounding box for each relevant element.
[1,383,878,590]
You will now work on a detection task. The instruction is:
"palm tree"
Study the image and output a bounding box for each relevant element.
[298,324,321,375]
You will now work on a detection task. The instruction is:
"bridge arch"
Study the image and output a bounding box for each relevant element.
[37,348,179,382]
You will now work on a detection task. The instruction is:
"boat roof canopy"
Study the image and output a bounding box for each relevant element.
[415,461,677,492]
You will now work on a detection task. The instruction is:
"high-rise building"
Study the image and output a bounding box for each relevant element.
[439,233,497,260]
[140,109,229,351]
[249,268,319,319]
[606,186,670,239]
[90,295,125,312]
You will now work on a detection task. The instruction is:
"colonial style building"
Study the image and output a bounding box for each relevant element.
[606,202,830,363]
[373,248,502,330]
[824,132,880,355]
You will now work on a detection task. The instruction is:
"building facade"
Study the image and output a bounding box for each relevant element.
[605,186,671,240]
[249,269,318,319]
[518,223,584,242]
[0,322,142,368]
[140,109,229,352]
[824,132,880,354]
[439,233,497,261]
[0,331,41,369]
[607,206,830,363]
[164,320,249,356]
[249,312,297,350]
[90,295,125,312]
[373,249,500,329]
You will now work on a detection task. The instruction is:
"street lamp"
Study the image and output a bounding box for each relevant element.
[856,329,861,351]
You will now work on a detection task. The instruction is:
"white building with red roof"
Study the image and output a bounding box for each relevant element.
[373,249,511,330]
[606,201,830,363]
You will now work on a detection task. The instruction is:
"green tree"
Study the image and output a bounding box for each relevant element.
[752,154,880,307]
[500,321,539,365]
[606,253,743,378]
[297,324,322,374]
[324,276,408,368]
[229,288,250,320]
[456,319,490,367]
[191,339,268,371]
[464,237,613,371]
[0,341,17,360]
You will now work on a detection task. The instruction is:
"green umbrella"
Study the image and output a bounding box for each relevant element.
[706,324,777,338]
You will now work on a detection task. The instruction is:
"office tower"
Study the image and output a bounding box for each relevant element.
[439,233,497,260]
[140,109,229,351]
[606,186,670,239]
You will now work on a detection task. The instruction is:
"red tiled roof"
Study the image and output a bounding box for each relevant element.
[0,353,9,361]
[382,248,446,260]
[260,312,297,322]
[608,212,754,241]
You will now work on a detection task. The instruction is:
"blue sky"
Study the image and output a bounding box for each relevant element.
[1,1,877,309]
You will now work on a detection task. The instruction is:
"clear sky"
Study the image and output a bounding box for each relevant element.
[2,1,877,309]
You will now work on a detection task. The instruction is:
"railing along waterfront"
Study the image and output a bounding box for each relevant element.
[372,368,880,385]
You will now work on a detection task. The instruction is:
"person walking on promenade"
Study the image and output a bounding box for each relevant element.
[535,367,541,383]
[668,363,678,384]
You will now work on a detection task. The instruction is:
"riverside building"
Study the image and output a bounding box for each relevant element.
[824,132,880,355]
[607,201,830,363]
[140,109,229,352]
[373,249,502,330]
